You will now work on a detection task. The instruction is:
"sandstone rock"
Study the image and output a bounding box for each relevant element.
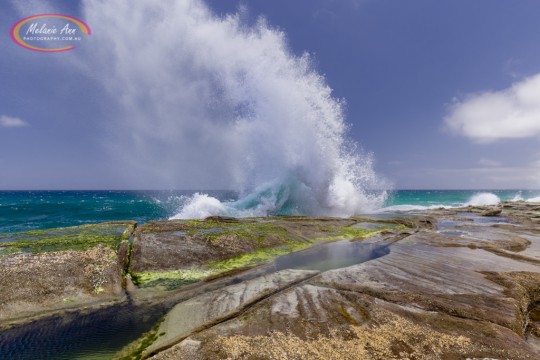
[481,208,503,216]
[143,269,318,357]
[0,246,124,325]
[146,203,540,359]
[5,204,540,359]
[129,216,404,289]
[153,282,537,360]
[0,222,135,326]
[130,218,358,274]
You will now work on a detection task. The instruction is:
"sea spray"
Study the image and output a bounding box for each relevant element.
[83,0,389,218]
[464,192,501,206]
[511,191,524,202]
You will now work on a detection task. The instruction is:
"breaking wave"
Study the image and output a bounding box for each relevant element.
[464,192,501,206]
[84,0,389,219]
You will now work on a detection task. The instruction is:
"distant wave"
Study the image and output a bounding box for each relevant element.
[378,191,502,213]
[510,192,524,202]
[463,192,501,206]
[376,204,453,212]
[508,191,540,203]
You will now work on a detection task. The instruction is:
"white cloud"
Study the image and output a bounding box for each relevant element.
[444,73,540,143]
[478,158,501,167]
[0,115,28,128]
[10,0,57,16]
[503,57,523,79]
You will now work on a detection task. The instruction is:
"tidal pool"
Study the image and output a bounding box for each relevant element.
[0,301,167,360]
[271,240,389,273]
[0,239,388,359]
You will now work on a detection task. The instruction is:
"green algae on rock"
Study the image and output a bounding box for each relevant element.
[0,221,136,256]
[0,222,136,325]
[129,217,401,289]
[5,205,540,359]
[136,204,540,360]
[0,216,406,326]
[0,245,124,323]
[127,270,319,359]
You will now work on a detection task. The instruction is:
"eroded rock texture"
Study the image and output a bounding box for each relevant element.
[143,203,540,359]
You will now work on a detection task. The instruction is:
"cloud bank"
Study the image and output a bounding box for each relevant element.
[0,115,28,128]
[445,73,540,143]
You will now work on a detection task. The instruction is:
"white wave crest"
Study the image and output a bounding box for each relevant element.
[510,192,524,201]
[464,192,501,206]
[173,193,228,219]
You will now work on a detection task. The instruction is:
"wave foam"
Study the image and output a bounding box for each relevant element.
[171,177,388,219]
[377,204,452,212]
[510,192,524,202]
[173,193,228,219]
[464,192,501,206]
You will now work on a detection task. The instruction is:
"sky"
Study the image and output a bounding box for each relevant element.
[2,0,540,190]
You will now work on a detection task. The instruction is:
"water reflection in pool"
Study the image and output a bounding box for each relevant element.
[0,240,389,359]
[0,301,167,360]
[272,240,389,272]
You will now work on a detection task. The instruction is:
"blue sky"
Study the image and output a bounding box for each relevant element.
[2,0,540,190]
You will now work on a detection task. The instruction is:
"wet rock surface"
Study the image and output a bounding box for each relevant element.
[0,246,124,324]
[128,216,396,289]
[144,203,540,359]
[0,217,397,328]
[143,269,318,357]
[3,202,540,359]
[0,222,135,327]
[130,217,357,273]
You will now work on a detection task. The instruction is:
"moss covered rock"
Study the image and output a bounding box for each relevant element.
[130,217,401,289]
[0,222,136,326]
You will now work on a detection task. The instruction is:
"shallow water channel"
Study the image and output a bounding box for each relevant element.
[0,240,389,359]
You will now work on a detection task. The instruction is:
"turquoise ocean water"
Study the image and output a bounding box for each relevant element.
[0,190,236,233]
[0,190,538,233]
[383,189,540,210]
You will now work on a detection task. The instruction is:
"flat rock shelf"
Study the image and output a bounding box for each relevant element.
[2,202,540,359]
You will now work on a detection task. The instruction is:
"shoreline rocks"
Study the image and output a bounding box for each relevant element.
[0,217,401,328]
[0,222,135,328]
[140,203,540,359]
[2,202,540,359]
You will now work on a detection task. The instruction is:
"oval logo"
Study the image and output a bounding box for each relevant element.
[10,14,91,53]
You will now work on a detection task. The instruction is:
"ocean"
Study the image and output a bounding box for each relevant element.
[0,190,538,233]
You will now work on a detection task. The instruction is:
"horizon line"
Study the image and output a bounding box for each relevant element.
[0,188,539,192]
